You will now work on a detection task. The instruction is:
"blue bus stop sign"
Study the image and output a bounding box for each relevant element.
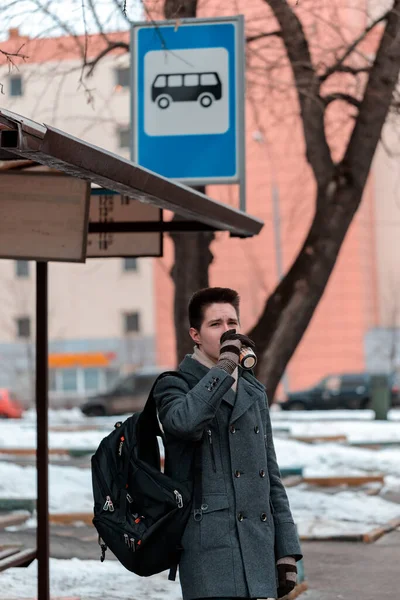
[131,16,245,186]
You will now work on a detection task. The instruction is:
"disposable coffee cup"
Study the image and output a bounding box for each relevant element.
[239,347,257,370]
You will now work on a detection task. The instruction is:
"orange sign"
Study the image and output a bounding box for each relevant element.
[48,352,116,368]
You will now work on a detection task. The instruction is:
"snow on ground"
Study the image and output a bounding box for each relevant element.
[0,463,92,514]
[275,438,400,487]
[274,416,400,442]
[0,558,182,599]
[288,486,400,537]
[271,408,400,421]
[0,409,399,535]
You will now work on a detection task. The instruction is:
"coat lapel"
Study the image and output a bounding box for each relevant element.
[230,374,260,422]
[222,386,236,407]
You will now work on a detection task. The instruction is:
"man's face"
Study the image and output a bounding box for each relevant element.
[189,302,240,362]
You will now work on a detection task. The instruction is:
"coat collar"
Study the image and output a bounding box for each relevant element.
[179,354,209,380]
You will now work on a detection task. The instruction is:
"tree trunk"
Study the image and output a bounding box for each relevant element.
[163,0,215,364]
[250,178,362,400]
[164,0,198,19]
[170,225,215,360]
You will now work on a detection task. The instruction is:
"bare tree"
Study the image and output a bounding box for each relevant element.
[3,1,400,400]
[246,0,400,398]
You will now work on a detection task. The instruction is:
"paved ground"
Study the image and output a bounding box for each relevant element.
[301,529,398,599]
[0,523,398,599]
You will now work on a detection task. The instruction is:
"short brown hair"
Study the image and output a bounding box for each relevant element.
[188,287,240,331]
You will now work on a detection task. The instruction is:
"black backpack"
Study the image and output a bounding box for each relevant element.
[91,372,201,579]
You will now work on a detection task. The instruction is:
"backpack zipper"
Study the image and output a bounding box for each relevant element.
[92,459,116,513]
[174,490,183,508]
[207,429,217,472]
[103,495,115,512]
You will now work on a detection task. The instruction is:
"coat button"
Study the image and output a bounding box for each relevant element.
[259,469,266,478]
[260,513,267,522]
[254,426,260,434]
[234,470,241,478]
[230,425,236,434]
[237,512,244,522]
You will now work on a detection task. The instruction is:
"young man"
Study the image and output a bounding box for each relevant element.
[154,287,302,600]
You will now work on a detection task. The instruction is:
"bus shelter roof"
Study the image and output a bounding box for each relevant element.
[0,108,263,238]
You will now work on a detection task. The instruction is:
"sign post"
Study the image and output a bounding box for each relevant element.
[131,16,246,210]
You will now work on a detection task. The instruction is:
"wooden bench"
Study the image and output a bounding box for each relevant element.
[0,547,36,572]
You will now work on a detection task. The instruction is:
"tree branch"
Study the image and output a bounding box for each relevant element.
[319,12,389,83]
[330,64,372,76]
[111,0,132,23]
[322,92,361,109]
[86,41,130,77]
[345,0,400,191]
[246,30,282,43]
[0,45,28,62]
[264,0,334,186]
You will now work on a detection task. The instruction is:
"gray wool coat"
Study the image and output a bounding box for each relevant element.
[153,356,302,600]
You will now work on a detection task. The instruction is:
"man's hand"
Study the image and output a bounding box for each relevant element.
[220,329,256,349]
[276,556,297,598]
[217,329,256,374]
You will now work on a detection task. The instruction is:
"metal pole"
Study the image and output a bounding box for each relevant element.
[36,262,50,600]
[238,14,246,213]
[272,183,290,395]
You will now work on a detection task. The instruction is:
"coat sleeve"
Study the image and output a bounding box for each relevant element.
[265,403,303,561]
[153,367,234,441]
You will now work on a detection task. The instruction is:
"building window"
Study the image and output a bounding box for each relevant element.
[49,370,57,392]
[10,75,23,96]
[16,316,31,338]
[118,127,130,149]
[115,67,130,88]
[15,260,30,278]
[124,312,140,334]
[123,258,138,272]
[84,368,100,391]
[60,369,78,392]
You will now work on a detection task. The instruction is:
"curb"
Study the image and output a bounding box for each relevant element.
[299,517,400,542]
[49,513,93,526]
[280,466,304,477]
[287,581,309,599]
[0,449,69,456]
[291,435,347,444]
[0,513,30,529]
[0,499,36,512]
[348,440,400,449]
[302,475,384,487]
[0,448,95,458]
[362,517,400,543]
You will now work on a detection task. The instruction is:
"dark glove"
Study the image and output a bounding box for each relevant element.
[217,329,256,374]
[219,329,256,349]
[277,556,297,598]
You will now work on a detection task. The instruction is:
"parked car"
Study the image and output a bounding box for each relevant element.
[0,389,24,419]
[278,373,400,411]
[80,367,168,416]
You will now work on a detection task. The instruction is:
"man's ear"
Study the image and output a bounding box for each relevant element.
[189,327,201,345]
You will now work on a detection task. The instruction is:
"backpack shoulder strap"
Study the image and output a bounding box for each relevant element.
[140,370,187,437]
